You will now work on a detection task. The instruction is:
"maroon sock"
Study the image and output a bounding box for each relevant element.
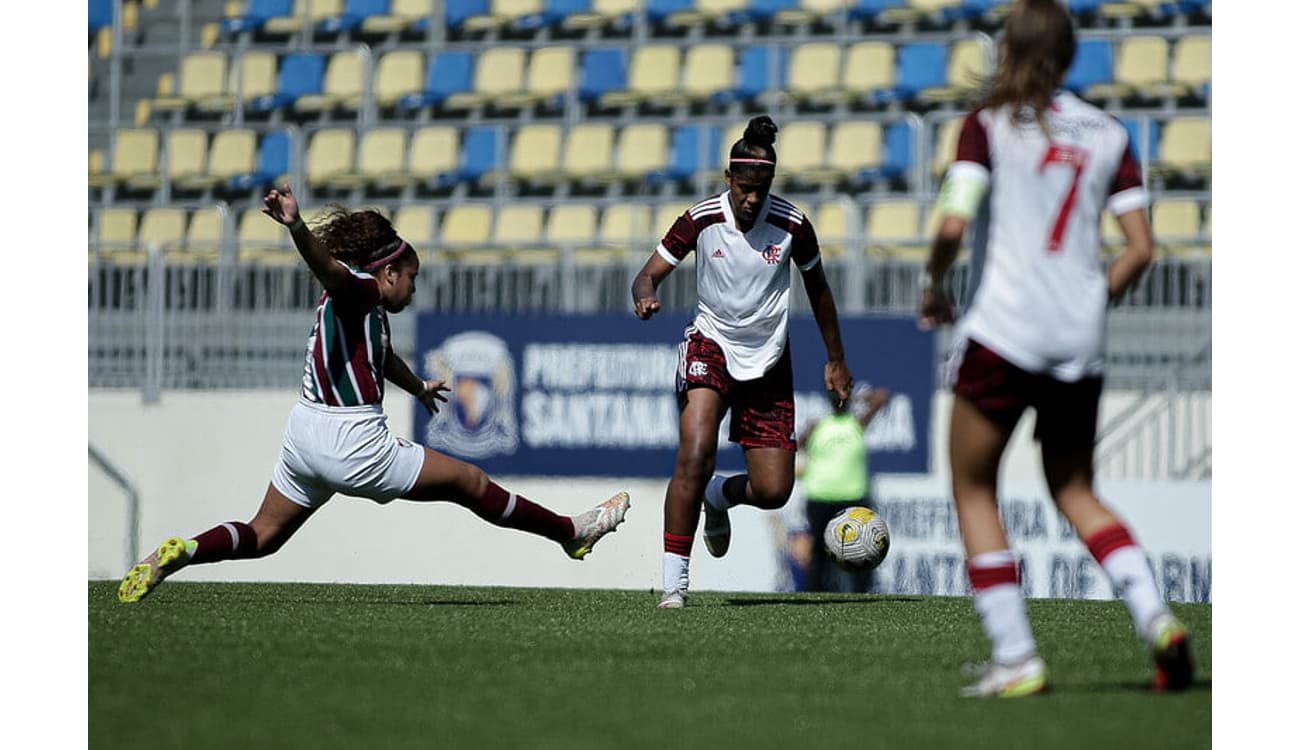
[664,532,693,557]
[723,475,749,507]
[464,481,574,542]
[189,522,259,564]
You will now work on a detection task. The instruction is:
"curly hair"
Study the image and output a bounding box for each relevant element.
[310,205,403,269]
[728,115,779,175]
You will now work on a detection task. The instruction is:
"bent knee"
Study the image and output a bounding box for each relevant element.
[747,478,793,509]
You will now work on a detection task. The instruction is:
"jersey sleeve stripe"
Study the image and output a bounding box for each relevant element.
[797,254,822,272]
[656,243,682,266]
[1107,186,1150,216]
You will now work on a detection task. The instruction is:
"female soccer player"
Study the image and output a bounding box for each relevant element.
[922,0,1192,696]
[118,186,630,603]
[631,116,853,609]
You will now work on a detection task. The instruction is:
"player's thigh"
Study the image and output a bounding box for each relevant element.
[402,447,488,502]
[949,339,1025,486]
[676,385,727,461]
[742,446,795,507]
[249,482,319,550]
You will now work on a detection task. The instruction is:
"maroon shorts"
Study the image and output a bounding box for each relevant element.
[677,328,795,451]
[953,339,1103,448]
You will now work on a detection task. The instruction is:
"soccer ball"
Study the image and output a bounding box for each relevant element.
[823,506,890,572]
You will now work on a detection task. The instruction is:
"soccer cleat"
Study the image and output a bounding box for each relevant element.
[657,590,687,609]
[959,656,1050,698]
[1150,613,1194,692]
[562,491,630,560]
[702,474,731,558]
[117,537,191,603]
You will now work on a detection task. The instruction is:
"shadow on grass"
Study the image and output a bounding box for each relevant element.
[724,595,924,607]
[1054,678,1212,694]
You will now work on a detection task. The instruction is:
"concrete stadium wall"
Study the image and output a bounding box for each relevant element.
[89,389,1208,595]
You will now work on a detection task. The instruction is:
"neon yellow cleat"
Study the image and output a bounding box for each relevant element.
[563,491,630,560]
[960,656,1050,698]
[117,537,190,603]
[1150,613,1194,692]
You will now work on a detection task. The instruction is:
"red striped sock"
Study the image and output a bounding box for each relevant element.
[967,553,1019,592]
[967,550,1037,664]
[664,532,693,557]
[189,522,259,564]
[470,482,574,543]
[1084,522,1137,564]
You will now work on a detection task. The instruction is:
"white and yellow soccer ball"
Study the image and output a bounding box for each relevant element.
[823,506,890,572]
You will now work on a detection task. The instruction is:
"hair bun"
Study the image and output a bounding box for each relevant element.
[743,116,778,149]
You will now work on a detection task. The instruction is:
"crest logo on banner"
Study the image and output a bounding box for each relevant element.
[422,331,519,459]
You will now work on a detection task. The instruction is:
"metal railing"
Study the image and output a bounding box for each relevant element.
[89,441,140,569]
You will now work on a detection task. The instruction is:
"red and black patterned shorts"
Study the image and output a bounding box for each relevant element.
[953,338,1103,448]
[677,328,795,451]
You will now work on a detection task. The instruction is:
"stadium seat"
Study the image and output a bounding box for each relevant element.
[1088,36,1168,100]
[736,46,788,103]
[89,0,114,31]
[602,46,680,107]
[864,199,923,257]
[599,204,654,246]
[349,127,411,190]
[361,0,435,34]
[249,52,324,112]
[499,46,574,109]
[222,0,293,34]
[153,52,226,113]
[826,121,884,184]
[545,204,599,250]
[186,205,226,259]
[138,207,189,259]
[1151,117,1211,179]
[399,50,472,109]
[561,123,616,182]
[294,48,365,113]
[1064,39,1112,96]
[494,204,548,261]
[563,0,642,30]
[262,0,344,34]
[373,49,425,109]
[666,124,721,181]
[455,126,503,185]
[680,44,737,105]
[578,48,628,103]
[228,130,291,191]
[90,128,161,191]
[206,128,257,187]
[460,0,546,31]
[906,0,966,22]
[1122,117,1160,165]
[165,128,213,192]
[392,204,438,249]
[408,125,461,187]
[879,42,946,104]
[447,47,526,110]
[222,50,278,111]
[508,124,564,184]
[813,201,854,258]
[444,0,490,29]
[317,0,389,33]
[841,41,896,105]
[94,207,141,262]
[775,121,828,182]
[615,123,670,181]
[849,0,910,24]
[786,43,841,105]
[740,0,800,24]
[920,38,989,103]
[880,120,914,180]
[304,128,356,189]
[930,116,961,180]
[960,0,1010,20]
[237,207,293,262]
[1151,198,1203,242]
[439,204,493,250]
[1169,35,1210,98]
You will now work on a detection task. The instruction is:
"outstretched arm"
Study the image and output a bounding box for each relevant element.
[262,184,351,295]
[385,352,450,416]
[631,253,676,320]
[800,262,852,407]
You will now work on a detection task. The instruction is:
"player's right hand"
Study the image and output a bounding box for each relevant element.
[262,184,301,227]
[634,296,661,320]
[918,288,954,330]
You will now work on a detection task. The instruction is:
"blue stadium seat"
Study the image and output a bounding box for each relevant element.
[399,50,472,109]
[1064,39,1113,95]
[662,125,721,182]
[745,0,800,22]
[455,127,500,184]
[736,46,789,103]
[222,0,293,34]
[1122,118,1160,164]
[1068,0,1103,13]
[646,0,694,23]
[542,0,593,28]
[318,0,390,33]
[89,0,113,31]
[850,0,908,21]
[228,131,291,191]
[579,48,628,102]
[248,53,324,112]
[877,120,913,180]
[879,43,946,103]
[446,0,490,29]
[961,0,1009,15]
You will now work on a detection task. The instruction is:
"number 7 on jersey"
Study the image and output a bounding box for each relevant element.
[1039,144,1090,253]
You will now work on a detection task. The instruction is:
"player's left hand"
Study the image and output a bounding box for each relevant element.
[918,288,954,330]
[416,379,450,415]
[825,360,852,408]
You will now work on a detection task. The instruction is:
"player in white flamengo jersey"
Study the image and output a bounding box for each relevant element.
[632,116,854,609]
[921,0,1193,696]
[118,186,630,603]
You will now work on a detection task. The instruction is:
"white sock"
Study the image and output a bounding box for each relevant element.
[1098,546,1169,643]
[969,550,1038,665]
[703,473,733,511]
[662,553,690,594]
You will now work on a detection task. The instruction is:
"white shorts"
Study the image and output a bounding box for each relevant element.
[271,399,426,509]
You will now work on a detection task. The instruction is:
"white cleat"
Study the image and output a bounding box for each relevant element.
[959,655,1050,698]
[657,590,687,609]
[702,474,731,558]
[562,491,630,560]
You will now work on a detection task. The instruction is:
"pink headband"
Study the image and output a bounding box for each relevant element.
[730,158,776,166]
[363,239,411,271]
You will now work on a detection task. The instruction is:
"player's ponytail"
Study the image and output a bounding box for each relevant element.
[983,0,1075,136]
[728,115,779,172]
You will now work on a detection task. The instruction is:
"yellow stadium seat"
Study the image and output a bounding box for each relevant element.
[186,206,226,260]
[825,121,883,182]
[814,201,855,258]
[601,46,680,107]
[508,124,563,184]
[96,206,138,252]
[907,0,962,17]
[90,128,161,190]
[295,49,365,112]
[865,200,923,257]
[263,0,342,34]
[774,0,847,25]
[546,204,599,248]
[599,204,654,247]
[841,42,895,104]
[408,126,460,184]
[153,52,226,112]
[1170,35,1210,97]
[1099,0,1172,19]
[346,127,411,190]
[393,204,438,249]
[447,47,526,110]
[658,0,744,27]
[165,128,213,191]
[499,46,574,108]
[614,123,669,180]
[1151,199,1202,242]
[361,0,434,33]
[373,49,424,109]
[463,0,543,31]
[1152,117,1211,178]
[225,50,277,109]
[680,44,735,104]
[494,204,546,254]
[304,128,356,189]
[561,123,616,182]
[237,207,294,263]
[921,38,990,103]
[776,121,828,180]
[564,0,643,28]
[1089,36,1168,100]
[440,205,494,260]
[931,117,962,180]
[787,43,841,103]
[206,128,257,184]
[139,207,187,258]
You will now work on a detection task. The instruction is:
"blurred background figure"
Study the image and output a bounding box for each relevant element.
[787,384,891,593]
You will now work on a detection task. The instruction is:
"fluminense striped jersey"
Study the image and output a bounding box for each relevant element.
[656,191,821,380]
[299,268,391,406]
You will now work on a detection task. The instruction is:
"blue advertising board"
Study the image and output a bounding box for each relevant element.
[412,313,934,477]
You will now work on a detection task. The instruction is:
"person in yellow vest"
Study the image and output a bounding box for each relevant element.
[792,384,891,593]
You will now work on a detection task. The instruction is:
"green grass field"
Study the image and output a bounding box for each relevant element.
[88,581,1210,749]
